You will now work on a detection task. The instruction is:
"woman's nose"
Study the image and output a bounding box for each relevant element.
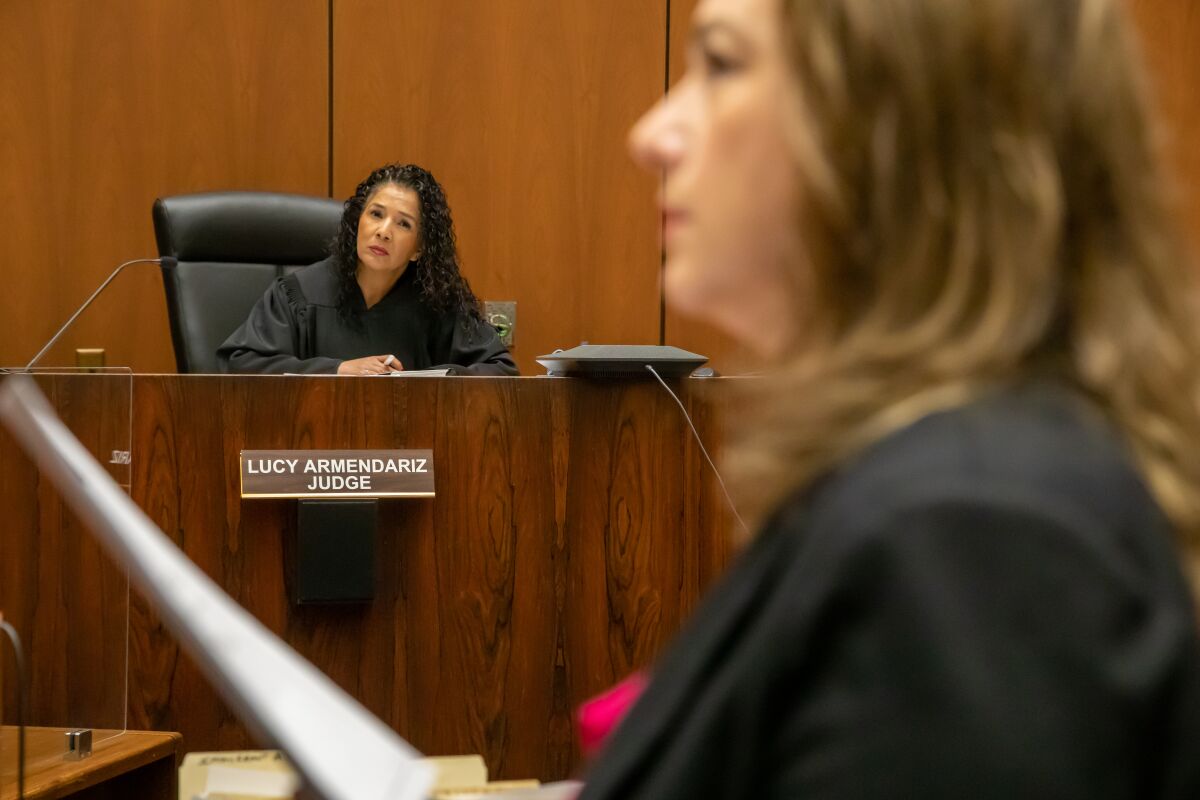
[629,92,689,174]
[375,221,392,241]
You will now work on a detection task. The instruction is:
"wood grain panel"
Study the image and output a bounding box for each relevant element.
[0,375,736,780]
[0,1,329,372]
[0,375,132,735]
[661,0,756,374]
[333,1,666,375]
[1126,0,1200,258]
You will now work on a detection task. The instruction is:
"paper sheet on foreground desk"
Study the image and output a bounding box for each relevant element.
[0,376,433,800]
[180,751,566,800]
[423,754,548,798]
[426,755,489,792]
[180,750,300,799]
[477,782,584,799]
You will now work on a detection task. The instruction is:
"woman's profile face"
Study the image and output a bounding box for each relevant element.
[356,183,422,275]
[629,0,799,357]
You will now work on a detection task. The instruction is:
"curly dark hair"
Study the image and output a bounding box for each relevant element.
[331,163,483,324]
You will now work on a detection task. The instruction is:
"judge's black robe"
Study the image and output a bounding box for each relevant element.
[216,258,518,375]
[579,382,1200,800]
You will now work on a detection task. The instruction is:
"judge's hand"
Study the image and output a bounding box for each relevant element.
[337,355,403,376]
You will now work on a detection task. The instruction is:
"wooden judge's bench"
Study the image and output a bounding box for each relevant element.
[0,375,735,783]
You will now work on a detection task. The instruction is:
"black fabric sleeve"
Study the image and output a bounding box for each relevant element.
[216,281,342,375]
[429,315,519,376]
[770,491,1200,799]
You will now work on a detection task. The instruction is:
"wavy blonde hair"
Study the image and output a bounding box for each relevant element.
[729,0,1200,583]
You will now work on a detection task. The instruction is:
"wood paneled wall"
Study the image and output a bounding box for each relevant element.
[1127,0,1200,257]
[0,1,329,373]
[333,2,667,376]
[3,1,1195,375]
[1,1,674,378]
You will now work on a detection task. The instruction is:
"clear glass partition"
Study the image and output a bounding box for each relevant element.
[0,367,132,784]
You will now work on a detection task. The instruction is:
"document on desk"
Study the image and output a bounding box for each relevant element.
[376,368,451,377]
[281,369,451,377]
[0,376,433,800]
[179,750,299,800]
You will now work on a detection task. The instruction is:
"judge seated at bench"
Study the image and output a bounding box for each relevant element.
[217,163,518,376]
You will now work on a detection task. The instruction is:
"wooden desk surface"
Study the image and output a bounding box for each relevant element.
[0,727,179,800]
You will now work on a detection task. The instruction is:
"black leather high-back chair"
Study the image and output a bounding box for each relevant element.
[152,191,343,373]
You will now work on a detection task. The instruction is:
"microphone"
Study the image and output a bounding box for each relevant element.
[24,257,176,371]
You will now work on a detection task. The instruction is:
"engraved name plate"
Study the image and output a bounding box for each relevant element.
[240,450,435,499]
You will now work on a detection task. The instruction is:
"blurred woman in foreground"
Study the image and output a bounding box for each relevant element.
[580,0,1200,797]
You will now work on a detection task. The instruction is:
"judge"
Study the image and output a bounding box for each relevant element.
[217,163,518,376]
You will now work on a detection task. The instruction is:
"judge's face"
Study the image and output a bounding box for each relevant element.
[629,0,799,357]
[356,183,422,275]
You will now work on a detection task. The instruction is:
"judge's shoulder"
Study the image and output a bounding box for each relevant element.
[281,258,340,308]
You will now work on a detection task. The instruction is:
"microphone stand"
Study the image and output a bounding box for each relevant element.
[23,258,170,371]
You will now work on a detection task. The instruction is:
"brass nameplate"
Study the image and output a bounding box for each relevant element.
[240,450,435,499]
